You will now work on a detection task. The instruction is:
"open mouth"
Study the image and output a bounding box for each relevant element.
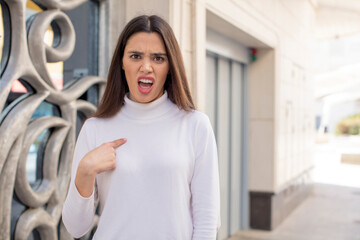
[138,78,154,94]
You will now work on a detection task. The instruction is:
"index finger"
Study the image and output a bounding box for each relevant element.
[110,138,127,148]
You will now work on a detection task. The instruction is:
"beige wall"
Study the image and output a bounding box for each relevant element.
[103,0,316,193]
[204,0,315,192]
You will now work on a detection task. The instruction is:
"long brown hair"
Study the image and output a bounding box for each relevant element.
[93,15,195,118]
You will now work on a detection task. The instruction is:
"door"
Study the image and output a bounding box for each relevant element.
[206,52,246,239]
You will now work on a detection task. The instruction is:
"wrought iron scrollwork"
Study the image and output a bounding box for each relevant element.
[0,0,105,239]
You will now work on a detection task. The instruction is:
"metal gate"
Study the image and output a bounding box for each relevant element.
[0,0,105,239]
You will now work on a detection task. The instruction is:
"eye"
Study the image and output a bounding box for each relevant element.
[130,54,141,60]
[153,56,165,62]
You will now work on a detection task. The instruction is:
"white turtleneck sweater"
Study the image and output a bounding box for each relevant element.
[62,92,220,240]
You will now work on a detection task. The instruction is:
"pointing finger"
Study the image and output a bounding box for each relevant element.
[110,138,127,148]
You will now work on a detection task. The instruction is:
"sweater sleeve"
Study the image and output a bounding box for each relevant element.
[62,120,97,238]
[191,114,221,240]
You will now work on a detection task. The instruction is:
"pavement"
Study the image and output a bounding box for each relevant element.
[227,135,360,240]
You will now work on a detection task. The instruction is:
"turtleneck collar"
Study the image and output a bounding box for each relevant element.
[120,91,176,120]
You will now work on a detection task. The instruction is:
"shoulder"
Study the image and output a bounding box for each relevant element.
[79,117,105,134]
[83,115,118,128]
[186,110,211,125]
[183,110,213,134]
[81,117,98,129]
[187,111,217,154]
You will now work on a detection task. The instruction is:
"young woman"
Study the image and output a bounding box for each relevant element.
[62,15,220,240]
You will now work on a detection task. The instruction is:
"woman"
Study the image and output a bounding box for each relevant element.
[62,15,220,240]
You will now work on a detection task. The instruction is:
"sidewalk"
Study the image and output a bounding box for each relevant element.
[228,135,360,240]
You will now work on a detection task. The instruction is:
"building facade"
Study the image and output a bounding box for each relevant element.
[0,0,315,239]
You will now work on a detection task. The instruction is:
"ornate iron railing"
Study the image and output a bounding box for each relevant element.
[0,0,105,239]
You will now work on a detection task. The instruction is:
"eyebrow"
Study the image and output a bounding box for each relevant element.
[127,50,167,56]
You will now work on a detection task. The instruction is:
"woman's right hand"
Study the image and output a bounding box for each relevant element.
[75,138,127,197]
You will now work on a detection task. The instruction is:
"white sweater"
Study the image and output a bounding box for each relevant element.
[62,92,220,240]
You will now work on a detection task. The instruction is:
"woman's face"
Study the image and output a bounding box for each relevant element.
[122,32,169,103]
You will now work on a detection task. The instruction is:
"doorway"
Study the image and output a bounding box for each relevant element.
[206,51,248,239]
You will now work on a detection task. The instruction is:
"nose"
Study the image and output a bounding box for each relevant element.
[140,59,153,73]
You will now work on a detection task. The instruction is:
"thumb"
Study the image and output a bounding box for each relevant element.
[110,138,127,148]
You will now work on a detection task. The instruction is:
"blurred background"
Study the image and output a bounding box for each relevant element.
[0,0,359,239]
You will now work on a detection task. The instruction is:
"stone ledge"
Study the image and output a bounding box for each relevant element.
[249,170,313,230]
